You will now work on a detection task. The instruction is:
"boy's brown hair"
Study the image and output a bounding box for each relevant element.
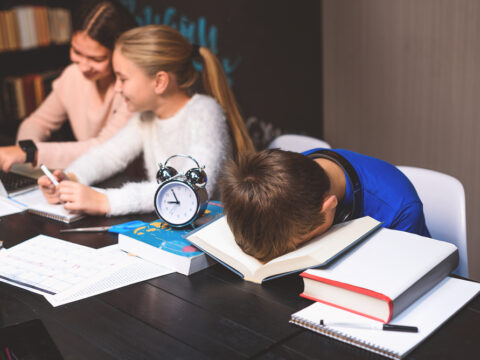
[219,149,330,262]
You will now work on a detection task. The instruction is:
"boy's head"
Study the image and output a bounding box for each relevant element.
[220,149,337,262]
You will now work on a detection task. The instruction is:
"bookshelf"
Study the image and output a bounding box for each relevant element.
[0,0,72,137]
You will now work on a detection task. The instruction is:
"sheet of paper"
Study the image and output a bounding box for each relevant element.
[0,235,102,295]
[44,245,173,307]
[0,236,173,305]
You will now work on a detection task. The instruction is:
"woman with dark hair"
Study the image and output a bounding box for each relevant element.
[0,0,137,171]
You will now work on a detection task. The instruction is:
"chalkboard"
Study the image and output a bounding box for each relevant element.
[120,0,323,149]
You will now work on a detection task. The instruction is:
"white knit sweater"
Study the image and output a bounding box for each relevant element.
[66,94,231,216]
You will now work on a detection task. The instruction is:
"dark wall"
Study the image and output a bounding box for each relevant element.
[120,0,323,148]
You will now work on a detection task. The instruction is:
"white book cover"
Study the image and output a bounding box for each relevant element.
[303,228,458,299]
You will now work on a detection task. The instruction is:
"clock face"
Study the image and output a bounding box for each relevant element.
[155,181,199,226]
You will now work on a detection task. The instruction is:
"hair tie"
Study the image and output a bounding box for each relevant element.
[191,44,201,58]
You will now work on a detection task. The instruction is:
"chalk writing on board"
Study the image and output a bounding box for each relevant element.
[119,0,240,83]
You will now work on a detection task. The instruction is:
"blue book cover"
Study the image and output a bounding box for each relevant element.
[120,201,223,258]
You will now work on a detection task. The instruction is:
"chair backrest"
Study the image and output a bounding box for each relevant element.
[268,134,331,152]
[397,166,468,277]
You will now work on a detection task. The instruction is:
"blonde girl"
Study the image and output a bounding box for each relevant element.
[38,24,254,216]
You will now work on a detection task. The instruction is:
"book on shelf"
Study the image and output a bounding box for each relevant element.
[1,69,62,123]
[290,277,480,360]
[118,201,224,275]
[300,227,459,323]
[186,216,382,284]
[0,6,71,52]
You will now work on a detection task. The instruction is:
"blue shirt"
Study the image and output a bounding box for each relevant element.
[303,148,430,237]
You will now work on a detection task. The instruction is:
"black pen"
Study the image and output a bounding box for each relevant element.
[319,319,418,333]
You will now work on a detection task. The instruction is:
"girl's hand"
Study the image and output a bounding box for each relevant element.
[38,170,69,204]
[0,146,26,172]
[57,181,110,215]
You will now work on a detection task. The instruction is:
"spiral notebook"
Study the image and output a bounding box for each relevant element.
[9,188,83,223]
[290,277,480,360]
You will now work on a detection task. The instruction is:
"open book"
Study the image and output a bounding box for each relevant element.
[185,216,382,283]
[300,228,459,322]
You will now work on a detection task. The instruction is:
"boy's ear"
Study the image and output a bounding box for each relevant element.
[321,194,338,213]
[154,71,169,94]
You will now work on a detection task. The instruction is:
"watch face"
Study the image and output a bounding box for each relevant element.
[154,180,199,226]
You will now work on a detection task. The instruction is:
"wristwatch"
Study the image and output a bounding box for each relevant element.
[18,140,37,163]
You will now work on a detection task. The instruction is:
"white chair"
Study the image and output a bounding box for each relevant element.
[397,166,468,277]
[268,134,331,152]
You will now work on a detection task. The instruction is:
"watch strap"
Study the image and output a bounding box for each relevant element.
[18,140,37,163]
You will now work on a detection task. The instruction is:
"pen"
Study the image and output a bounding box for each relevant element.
[40,164,59,186]
[319,320,418,333]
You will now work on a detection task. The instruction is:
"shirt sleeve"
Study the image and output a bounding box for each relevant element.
[181,99,230,198]
[66,117,143,186]
[390,201,431,237]
[33,98,131,169]
[16,83,68,143]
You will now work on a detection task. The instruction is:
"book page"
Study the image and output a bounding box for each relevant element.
[188,216,381,282]
[187,217,264,278]
[291,277,480,358]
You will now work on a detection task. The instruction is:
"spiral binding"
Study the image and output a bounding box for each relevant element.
[289,315,401,360]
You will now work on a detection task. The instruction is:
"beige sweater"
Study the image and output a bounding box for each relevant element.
[16,64,132,169]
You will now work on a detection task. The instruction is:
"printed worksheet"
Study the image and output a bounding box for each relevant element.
[0,235,173,301]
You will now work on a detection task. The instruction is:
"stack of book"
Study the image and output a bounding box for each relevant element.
[0,6,71,52]
[289,228,480,359]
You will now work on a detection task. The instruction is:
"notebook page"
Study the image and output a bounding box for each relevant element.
[0,197,24,216]
[291,277,480,358]
[12,188,79,221]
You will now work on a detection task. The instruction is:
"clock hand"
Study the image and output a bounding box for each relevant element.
[171,189,180,204]
[167,201,179,204]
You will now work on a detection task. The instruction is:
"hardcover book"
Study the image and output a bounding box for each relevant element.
[186,216,382,284]
[118,201,223,275]
[300,228,459,323]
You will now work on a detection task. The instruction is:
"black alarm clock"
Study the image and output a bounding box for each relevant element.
[154,154,208,227]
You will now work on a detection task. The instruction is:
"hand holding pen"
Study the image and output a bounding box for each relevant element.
[38,165,69,204]
[39,164,109,215]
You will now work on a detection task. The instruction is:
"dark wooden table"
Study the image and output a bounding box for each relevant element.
[1,136,480,359]
[2,205,480,359]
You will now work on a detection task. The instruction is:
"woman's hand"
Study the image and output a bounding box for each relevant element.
[38,170,69,204]
[0,146,26,172]
[57,181,110,215]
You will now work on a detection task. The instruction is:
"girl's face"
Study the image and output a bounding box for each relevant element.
[70,31,112,82]
[112,49,157,113]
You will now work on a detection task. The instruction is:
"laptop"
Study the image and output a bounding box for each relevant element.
[0,170,38,197]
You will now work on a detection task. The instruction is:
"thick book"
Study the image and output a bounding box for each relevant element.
[290,277,480,360]
[186,216,382,284]
[118,201,223,275]
[300,228,459,323]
